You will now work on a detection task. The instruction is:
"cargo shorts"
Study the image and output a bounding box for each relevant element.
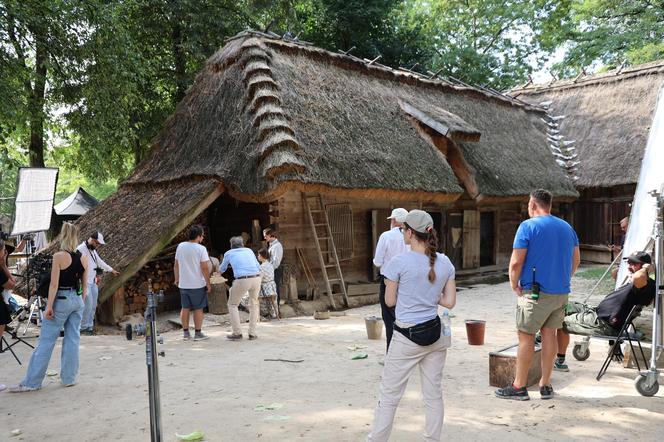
[516,292,568,335]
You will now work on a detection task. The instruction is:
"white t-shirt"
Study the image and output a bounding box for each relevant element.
[175,242,210,289]
[382,251,455,324]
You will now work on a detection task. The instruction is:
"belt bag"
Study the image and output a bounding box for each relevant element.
[394,316,441,346]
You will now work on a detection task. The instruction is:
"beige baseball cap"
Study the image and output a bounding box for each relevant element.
[404,210,434,234]
[387,208,408,223]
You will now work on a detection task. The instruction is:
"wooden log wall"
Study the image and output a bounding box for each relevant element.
[277,190,426,292]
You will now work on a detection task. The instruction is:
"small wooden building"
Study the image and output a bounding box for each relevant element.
[512,61,664,262]
[68,31,577,319]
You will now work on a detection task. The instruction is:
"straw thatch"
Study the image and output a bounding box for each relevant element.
[511,61,664,188]
[64,31,581,304]
[127,31,576,202]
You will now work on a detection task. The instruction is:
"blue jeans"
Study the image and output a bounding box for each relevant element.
[21,289,84,389]
[81,282,98,330]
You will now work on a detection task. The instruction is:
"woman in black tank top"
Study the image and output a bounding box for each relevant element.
[9,223,89,393]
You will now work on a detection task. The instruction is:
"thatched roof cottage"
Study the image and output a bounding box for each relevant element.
[71,31,576,319]
[511,61,664,262]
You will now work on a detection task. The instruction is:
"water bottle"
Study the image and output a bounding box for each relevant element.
[442,310,452,337]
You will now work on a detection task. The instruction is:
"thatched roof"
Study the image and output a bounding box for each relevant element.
[511,60,664,188]
[58,31,581,304]
[127,31,576,202]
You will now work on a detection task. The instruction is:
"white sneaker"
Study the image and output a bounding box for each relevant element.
[0,384,6,392]
[9,384,37,393]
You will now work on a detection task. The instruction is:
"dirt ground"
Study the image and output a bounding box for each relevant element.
[1,268,662,441]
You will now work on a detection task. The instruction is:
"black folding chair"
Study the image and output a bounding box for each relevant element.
[1,327,34,365]
[596,305,648,381]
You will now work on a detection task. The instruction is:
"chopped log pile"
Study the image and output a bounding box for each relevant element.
[122,244,178,315]
[120,214,208,315]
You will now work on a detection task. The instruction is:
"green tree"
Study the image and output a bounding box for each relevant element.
[0,0,96,167]
[553,0,664,76]
[396,0,573,90]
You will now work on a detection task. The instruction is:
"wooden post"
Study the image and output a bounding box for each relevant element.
[287,274,298,303]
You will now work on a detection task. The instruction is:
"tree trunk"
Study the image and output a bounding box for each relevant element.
[28,32,47,168]
[171,21,187,103]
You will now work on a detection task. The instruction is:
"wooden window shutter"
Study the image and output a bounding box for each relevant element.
[326,203,354,261]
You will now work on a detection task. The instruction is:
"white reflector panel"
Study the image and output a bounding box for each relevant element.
[11,167,59,235]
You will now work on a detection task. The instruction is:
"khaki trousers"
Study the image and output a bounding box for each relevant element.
[368,331,450,441]
[228,276,261,336]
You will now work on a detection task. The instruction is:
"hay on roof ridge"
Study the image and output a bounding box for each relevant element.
[512,67,664,188]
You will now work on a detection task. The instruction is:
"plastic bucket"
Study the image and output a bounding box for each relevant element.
[465,320,486,345]
[365,316,384,340]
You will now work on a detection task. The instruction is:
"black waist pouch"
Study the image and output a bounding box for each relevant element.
[394,316,441,346]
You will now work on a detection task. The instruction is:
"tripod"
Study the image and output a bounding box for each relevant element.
[1,326,35,365]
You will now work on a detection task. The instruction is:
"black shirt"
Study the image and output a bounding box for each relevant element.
[0,269,7,287]
[596,277,656,329]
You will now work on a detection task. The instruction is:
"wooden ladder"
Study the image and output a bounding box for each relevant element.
[303,193,349,309]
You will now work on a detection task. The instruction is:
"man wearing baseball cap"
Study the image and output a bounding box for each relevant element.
[373,208,409,352]
[77,231,119,335]
[553,250,656,370]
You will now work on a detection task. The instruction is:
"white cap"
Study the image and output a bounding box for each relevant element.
[91,231,106,245]
[387,208,408,223]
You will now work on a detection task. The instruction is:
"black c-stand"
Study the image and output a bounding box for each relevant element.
[126,280,165,442]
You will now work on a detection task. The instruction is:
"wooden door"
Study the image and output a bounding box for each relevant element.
[463,210,480,269]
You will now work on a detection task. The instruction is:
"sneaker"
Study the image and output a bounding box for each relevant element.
[534,332,542,345]
[193,332,209,341]
[63,382,76,387]
[495,383,530,401]
[248,334,258,340]
[182,330,191,341]
[0,384,6,392]
[540,384,554,399]
[9,384,37,393]
[226,333,243,341]
[554,360,569,372]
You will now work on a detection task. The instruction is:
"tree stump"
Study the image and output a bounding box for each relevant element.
[208,276,228,314]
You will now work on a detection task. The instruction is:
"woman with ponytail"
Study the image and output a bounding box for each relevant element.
[368,210,456,442]
[10,222,89,393]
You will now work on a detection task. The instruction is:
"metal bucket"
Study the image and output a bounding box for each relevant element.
[365,316,384,340]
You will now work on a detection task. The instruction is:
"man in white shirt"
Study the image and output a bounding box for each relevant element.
[263,227,283,306]
[77,231,119,335]
[174,225,211,341]
[373,208,409,351]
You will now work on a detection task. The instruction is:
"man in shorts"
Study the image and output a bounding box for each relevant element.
[174,225,211,341]
[496,189,580,400]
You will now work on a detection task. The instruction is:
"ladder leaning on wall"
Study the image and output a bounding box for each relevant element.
[303,193,349,309]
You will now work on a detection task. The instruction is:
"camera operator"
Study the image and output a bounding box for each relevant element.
[77,231,119,335]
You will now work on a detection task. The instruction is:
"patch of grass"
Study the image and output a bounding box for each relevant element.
[577,266,612,280]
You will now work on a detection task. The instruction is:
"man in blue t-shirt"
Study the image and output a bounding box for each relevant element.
[496,189,580,401]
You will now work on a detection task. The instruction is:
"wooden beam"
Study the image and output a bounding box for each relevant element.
[98,184,225,304]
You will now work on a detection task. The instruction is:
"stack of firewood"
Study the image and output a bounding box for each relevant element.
[123,246,177,315]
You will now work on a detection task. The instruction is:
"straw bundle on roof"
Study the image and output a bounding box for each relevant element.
[512,61,664,188]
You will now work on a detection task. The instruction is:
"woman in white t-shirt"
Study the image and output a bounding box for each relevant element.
[367,210,457,442]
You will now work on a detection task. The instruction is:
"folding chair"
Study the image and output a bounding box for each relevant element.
[595,305,648,381]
